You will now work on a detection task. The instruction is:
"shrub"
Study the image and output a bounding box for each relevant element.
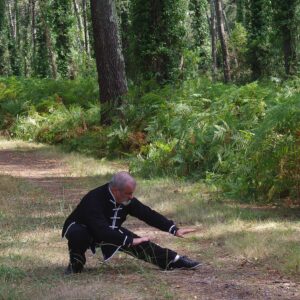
[1,76,299,202]
[221,95,300,201]
[12,103,100,144]
[128,78,299,202]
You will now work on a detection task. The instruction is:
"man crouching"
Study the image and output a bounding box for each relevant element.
[62,171,201,273]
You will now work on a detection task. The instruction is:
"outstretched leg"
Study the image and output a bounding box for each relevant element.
[119,227,177,270]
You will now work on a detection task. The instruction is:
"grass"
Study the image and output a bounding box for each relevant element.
[0,138,300,299]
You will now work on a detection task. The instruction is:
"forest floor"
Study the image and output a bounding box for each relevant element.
[1,138,300,300]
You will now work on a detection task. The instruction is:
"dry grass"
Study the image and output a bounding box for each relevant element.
[43,149,128,178]
[1,139,300,299]
[0,142,176,300]
[0,137,45,150]
[0,173,176,299]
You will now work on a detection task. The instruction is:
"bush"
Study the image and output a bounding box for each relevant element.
[12,103,100,143]
[221,95,300,201]
[1,76,299,202]
[0,77,99,130]
[128,78,299,202]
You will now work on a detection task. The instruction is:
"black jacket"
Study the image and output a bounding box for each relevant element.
[62,183,178,255]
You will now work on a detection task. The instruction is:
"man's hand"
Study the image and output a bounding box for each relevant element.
[132,237,150,246]
[175,228,196,238]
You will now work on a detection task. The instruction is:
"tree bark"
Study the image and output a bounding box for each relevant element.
[73,0,82,32]
[7,0,15,39]
[215,0,231,82]
[236,0,246,25]
[22,0,31,76]
[222,4,239,70]
[73,0,84,50]
[14,0,19,46]
[210,0,217,80]
[39,0,57,79]
[90,0,128,120]
[82,0,90,56]
[7,0,21,75]
[282,25,296,76]
[0,0,6,74]
[30,0,36,60]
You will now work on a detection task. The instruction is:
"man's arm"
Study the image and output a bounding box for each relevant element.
[128,198,179,235]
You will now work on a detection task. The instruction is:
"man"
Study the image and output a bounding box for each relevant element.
[62,171,201,273]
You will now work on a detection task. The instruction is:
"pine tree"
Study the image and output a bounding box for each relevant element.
[90,0,128,123]
[215,0,231,82]
[248,0,272,79]
[236,0,246,25]
[116,0,131,75]
[0,0,7,74]
[189,0,210,71]
[33,12,51,77]
[272,0,299,75]
[130,0,188,83]
[7,0,21,75]
[51,0,72,78]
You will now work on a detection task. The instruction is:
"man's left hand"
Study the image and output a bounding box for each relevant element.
[175,228,196,238]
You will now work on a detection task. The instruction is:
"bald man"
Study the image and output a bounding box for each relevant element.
[62,171,201,273]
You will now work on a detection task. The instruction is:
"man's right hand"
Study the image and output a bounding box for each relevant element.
[132,237,149,246]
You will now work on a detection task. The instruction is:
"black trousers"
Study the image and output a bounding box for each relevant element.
[65,224,177,270]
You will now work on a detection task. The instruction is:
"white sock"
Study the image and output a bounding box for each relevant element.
[173,254,180,262]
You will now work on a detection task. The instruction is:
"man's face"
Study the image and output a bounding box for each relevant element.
[114,182,136,205]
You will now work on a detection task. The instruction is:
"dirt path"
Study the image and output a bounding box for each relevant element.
[1,147,299,300]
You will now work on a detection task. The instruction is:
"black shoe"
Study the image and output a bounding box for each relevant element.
[64,263,74,275]
[64,261,84,275]
[167,256,202,270]
[64,252,85,275]
[65,252,86,275]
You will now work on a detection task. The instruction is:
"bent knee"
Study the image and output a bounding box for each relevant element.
[66,225,92,245]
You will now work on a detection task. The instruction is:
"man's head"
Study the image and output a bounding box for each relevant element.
[109,171,136,205]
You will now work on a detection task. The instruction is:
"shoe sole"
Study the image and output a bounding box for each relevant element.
[161,262,202,271]
[178,262,202,270]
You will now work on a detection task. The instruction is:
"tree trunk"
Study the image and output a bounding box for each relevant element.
[215,0,231,82]
[82,0,90,56]
[7,0,15,39]
[222,4,239,70]
[0,0,6,74]
[39,0,57,79]
[7,0,20,75]
[278,1,297,76]
[14,0,19,46]
[210,0,217,80]
[22,0,31,77]
[52,0,72,78]
[90,0,128,122]
[0,0,5,35]
[73,0,84,50]
[282,24,295,76]
[30,0,36,61]
[42,20,57,79]
[73,0,82,32]
[236,0,246,25]
[248,0,272,80]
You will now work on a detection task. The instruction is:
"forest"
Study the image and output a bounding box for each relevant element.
[0,0,299,201]
[0,1,300,298]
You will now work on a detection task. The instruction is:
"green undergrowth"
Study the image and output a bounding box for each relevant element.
[0,76,299,202]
